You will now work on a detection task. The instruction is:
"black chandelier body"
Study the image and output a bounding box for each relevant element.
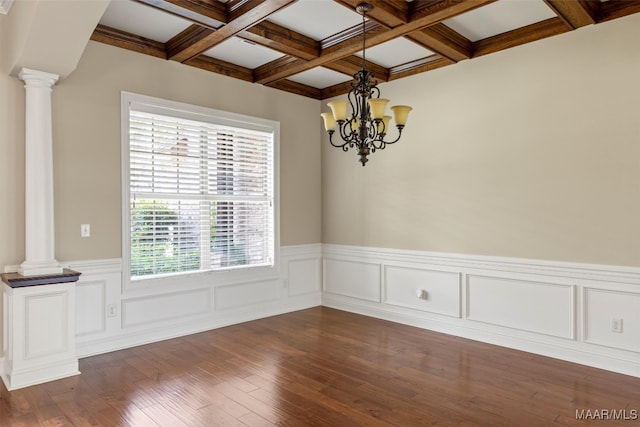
[321,2,412,166]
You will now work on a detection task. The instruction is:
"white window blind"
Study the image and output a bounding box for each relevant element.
[126,101,275,279]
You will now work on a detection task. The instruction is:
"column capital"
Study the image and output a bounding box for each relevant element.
[18,68,59,88]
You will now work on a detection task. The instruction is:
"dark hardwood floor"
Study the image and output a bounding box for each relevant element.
[2,307,639,426]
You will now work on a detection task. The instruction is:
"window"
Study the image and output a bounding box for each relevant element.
[122,93,278,282]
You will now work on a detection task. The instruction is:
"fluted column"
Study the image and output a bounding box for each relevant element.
[18,68,62,276]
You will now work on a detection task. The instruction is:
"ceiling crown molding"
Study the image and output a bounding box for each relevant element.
[0,0,15,15]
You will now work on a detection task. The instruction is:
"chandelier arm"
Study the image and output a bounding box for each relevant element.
[381,127,405,145]
[370,138,385,150]
[348,78,359,118]
[328,129,350,149]
[337,120,354,144]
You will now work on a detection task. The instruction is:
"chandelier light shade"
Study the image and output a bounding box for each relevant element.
[321,2,412,166]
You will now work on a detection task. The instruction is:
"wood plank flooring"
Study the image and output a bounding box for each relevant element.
[2,307,639,426]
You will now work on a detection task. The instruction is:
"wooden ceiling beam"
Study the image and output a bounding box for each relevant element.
[333,0,409,27]
[91,0,640,100]
[238,20,320,61]
[168,0,297,62]
[184,55,254,81]
[544,0,598,29]
[598,0,640,23]
[389,55,453,81]
[409,0,497,24]
[321,80,353,99]
[133,0,227,29]
[265,79,323,99]
[90,24,167,59]
[255,0,494,85]
[336,0,471,63]
[166,24,214,60]
[405,23,472,62]
[324,56,389,82]
[473,17,570,58]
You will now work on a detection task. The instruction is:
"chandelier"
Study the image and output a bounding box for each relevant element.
[321,2,412,166]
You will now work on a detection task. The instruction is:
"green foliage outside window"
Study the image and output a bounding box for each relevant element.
[130,200,201,276]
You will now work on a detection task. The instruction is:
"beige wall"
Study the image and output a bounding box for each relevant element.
[323,13,640,267]
[2,11,639,269]
[0,14,26,270]
[0,40,321,264]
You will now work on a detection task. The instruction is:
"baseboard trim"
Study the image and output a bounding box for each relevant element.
[1,360,80,391]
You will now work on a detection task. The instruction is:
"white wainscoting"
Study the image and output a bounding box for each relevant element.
[322,244,640,378]
[2,281,79,390]
[5,242,638,383]
[69,244,322,358]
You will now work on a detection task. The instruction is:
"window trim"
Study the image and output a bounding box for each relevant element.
[121,92,280,291]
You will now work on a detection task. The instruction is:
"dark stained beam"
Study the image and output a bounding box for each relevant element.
[166,24,214,60]
[598,0,640,23]
[544,0,598,29]
[409,0,497,24]
[265,79,323,99]
[239,20,320,61]
[389,55,453,81]
[90,0,640,101]
[254,55,307,84]
[324,56,389,82]
[256,0,494,85]
[184,55,254,82]
[90,25,167,59]
[473,17,570,58]
[321,80,353,99]
[336,0,471,63]
[333,0,409,26]
[133,0,227,29]
[168,0,297,62]
[405,23,472,62]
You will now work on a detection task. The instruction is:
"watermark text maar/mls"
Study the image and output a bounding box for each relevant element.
[576,409,638,421]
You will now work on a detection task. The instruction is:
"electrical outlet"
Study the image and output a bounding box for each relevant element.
[81,224,91,237]
[107,304,117,318]
[610,317,623,333]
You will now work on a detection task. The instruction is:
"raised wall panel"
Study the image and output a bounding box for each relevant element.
[324,258,381,302]
[2,282,79,390]
[214,279,280,310]
[384,266,461,317]
[584,288,640,352]
[288,258,321,296]
[123,288,211,328]
[466,275,574,339]
[25,292,69,358]
[76,281,105,336]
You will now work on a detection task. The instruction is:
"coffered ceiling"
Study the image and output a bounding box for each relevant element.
[91,0,640,99]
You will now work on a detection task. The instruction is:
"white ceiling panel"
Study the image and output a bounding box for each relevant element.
[204,38,284,69]
[354,37,434,69]
[100,0,193,43]
[287,67,352,89]
[268,0,362,40]
[444,0,556,42]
